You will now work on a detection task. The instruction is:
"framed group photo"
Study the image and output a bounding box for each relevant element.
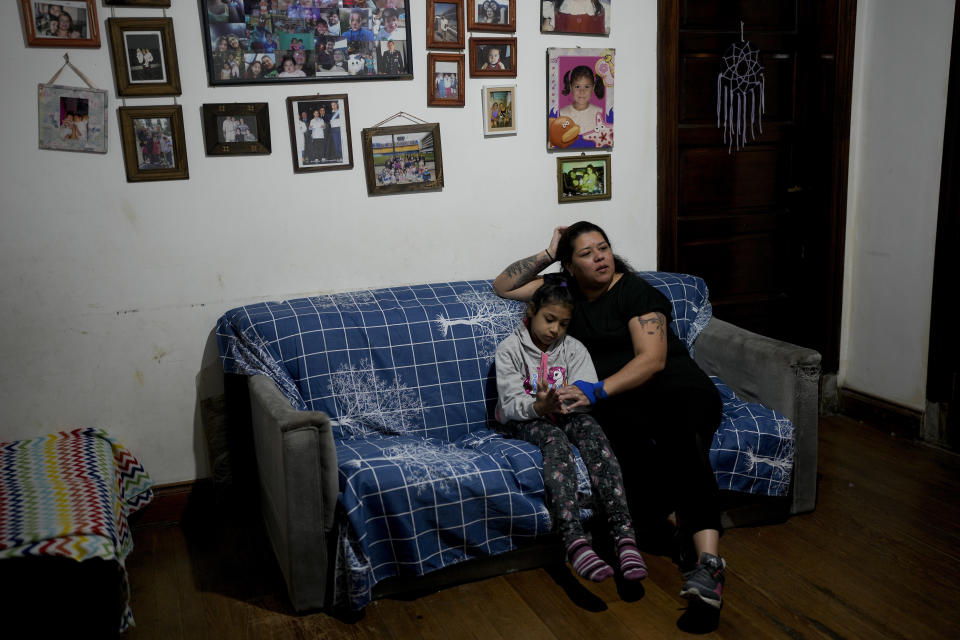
[202,103,271,156]
[557,154,610,203]
[107,18,182,97]
[426,0,464,50]
[118,105,188,182]
[20,0,100,48]
[361,123,443,196]
[467,0,515,32]
[547,47,614,150]
[202,1,413,86]
[286,94,352,173]
[541,0,610,35]
[37,84,108,154]
[427,53,465,107]
[482,85,516,136]
[469,37,516,77]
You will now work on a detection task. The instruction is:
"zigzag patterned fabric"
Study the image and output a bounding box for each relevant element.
[0,428,154,633]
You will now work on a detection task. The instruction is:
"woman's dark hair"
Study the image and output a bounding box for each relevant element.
[561,65,605,101]
[530,273,575,314]
[556,221,634,277]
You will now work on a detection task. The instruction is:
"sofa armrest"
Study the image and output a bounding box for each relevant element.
[248,374,337,611]
[693,318,822,515]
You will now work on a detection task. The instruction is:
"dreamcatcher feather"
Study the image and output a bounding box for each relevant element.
[717,22,765,153]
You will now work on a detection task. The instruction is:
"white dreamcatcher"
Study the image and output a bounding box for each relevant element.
[717,22,765,153]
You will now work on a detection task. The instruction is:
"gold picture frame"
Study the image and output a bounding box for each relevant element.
[557,154,610,203]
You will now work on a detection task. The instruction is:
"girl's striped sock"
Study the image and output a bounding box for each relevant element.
[616,537,648,581]
[567,537,614,582]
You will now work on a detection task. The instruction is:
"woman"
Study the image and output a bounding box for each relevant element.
[492,221,727,611]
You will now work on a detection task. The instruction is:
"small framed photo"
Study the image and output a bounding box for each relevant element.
[541,0,611,35]
[469,37,516,78]
[428,53,465,107]
[427,0,464,50]
[37,84,108,154]
[107,18,182,97]
[482,85,516,136]
[20,0,100,48]
[286,94,353,173]
[557,154,610,203]
[103,0,170,6]
[118,105,188,182]
[547,47,614,150]
[467,0,516,32]
[202,103,271,156]
[361,123,444,196]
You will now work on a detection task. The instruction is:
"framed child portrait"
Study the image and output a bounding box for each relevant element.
[201,1,413,86]
[107,18,182,97]
[286,94,353,174]
[541,0,611,35]
[482,85,516,136]
[202,103,271,156]
[20,0,100,48]
[427,53,465,107]
[547,47,614,150]
[361,123,444,196]
[426,0,464,50]
[118,105,188,182]
[469,37,516,78]
[467,0,515,33]
[37,84,107,154]
[557,154,610,203]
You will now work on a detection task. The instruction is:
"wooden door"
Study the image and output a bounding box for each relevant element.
[658,0,856,371]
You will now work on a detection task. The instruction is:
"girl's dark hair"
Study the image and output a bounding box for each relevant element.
[530,273,575,314]
[556,221,634,277]
[561,65,605,101]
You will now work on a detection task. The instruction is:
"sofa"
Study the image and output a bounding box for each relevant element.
[215,272,821,612]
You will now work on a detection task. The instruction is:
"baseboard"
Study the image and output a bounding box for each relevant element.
[131,480,197,527]
[837,387,923,439]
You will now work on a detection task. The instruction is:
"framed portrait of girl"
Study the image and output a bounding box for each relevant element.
[546,47,614,150]
[467,0,516,33]
[541,0,611,35]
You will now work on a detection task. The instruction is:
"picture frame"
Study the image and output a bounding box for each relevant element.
[426,0,464,50]
[557,154,611,203]
[541,0,611,35]
[201,1,413,86]
[118,105,188,182]
[469,37,516,78]
[107,18,182,97]
[427,53,465,107]
[467,0,515,33]
[361,123,444,196]
[37,83,108,154]
[202,103,271,156]
[286,94,353,173]
[482,85,516,136]
[103,0,170,6]
[20,0,100,48]
[547,47,614,150]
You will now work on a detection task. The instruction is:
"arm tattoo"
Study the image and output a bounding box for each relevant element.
[637,312,666,341]
[502,253,550,285]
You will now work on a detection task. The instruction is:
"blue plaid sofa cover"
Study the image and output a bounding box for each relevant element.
[216,272,793,609]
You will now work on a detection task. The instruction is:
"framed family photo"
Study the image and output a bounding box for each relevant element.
[202,103,271,156]
[426,0,464,50]
[20,0,100,48]
[202,1,413,86]
[427,53,465,107]
[361,123,443,196]
[541,0,611,35]
[469,37,516,78]
[37,84,107,153]
[467,0,515,32]
[118,105,188,182]
[557,154,610,203]
[482,85,516,136]
[286,94,353,173]
[107,18,182,97]
[547,47,614,150]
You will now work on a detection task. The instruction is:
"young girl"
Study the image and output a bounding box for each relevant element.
[559,64,605,140]
[494,275,647,583]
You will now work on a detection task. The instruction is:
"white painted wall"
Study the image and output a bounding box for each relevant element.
[840,0,954,411]
[0,2,657,483]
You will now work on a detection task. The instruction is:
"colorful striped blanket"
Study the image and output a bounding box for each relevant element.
[0,428,154,632]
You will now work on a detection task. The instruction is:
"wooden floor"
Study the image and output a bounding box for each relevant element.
[125,415,960,639]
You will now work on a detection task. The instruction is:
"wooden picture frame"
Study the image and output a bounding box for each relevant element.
[37,83,108,154]
[427,0,465,50]
[557,154,610,203]
[427,53,465,107]
[482,84,516,136]
[286,94,353,173]
[118,105,188,182]
[201,2,413,86]
[103,0,171,6]
[547,47,614,150]
[541,0,610,35]
[361,123,444,196]
[467,0,516,33]
[20,0,100,48]
[469,37,516,77]
[202,103,271,156]
[107,18,182,97]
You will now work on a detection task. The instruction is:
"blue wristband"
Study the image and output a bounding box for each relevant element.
[572,380,608,404]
